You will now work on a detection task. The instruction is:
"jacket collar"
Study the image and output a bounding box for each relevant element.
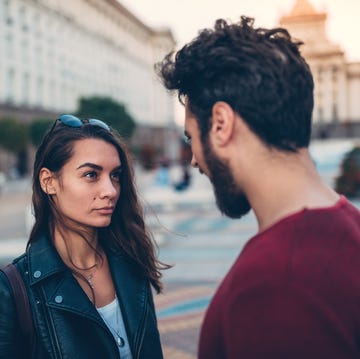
[26,233,149,350]
[27,233,67,286]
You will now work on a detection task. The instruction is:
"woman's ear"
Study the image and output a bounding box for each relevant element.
[39,168,57,195]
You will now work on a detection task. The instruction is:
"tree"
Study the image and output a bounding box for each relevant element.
[76,96,136,139]
[0,117,27,153]
[0,117,28,177]
[29,118,53,147]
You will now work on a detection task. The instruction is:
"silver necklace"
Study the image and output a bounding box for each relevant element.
[106,296,125,348]
[85,272,95,289]
[72,267,98,305]
[72,267,98,287]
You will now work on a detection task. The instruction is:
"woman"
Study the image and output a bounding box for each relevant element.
[0,115,167,358]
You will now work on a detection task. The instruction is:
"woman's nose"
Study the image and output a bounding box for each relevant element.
[99,178,119,199]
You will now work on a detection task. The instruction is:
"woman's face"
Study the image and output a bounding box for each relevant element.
[46,138,122,229]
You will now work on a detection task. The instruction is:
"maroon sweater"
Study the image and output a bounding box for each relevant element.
[199,196,360,359]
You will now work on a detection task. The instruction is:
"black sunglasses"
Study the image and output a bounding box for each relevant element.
[50,114,110,132]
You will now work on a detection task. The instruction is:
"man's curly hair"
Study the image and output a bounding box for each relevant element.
[156,16,314,151]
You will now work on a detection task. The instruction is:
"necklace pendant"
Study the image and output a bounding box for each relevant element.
[117,335,125,347]
[87,274,94,288]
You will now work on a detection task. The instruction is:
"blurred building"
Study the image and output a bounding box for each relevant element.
[280,0,360,138]
[0,0,177,173]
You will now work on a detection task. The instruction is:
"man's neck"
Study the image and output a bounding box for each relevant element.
[243,149,340,232]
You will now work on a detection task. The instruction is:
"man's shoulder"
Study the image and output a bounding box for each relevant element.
[218,206,360,297]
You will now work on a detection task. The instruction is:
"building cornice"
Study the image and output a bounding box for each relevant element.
[105,0,175,43]
[280,13,326,24]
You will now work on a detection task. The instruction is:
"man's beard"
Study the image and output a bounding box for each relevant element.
[203,140,251,219]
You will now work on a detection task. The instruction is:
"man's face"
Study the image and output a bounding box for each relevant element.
[184,103,209,175]
[184,103,251,219]
[203,139,251,219]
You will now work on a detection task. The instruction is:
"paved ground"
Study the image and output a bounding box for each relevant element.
[155,281,216,358]
[0,178,31,240]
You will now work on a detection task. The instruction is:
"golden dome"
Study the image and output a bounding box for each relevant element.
[280,0,326,23]
[289,0,317,16]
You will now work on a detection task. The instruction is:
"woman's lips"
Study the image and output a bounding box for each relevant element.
[95,207,114,215]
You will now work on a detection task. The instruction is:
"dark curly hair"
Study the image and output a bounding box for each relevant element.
[156,16,314,151]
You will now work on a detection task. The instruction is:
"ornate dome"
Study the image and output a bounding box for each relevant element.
[289,0,317,17]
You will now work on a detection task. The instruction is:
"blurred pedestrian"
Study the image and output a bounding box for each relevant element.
[174,165,191,191]
[156,16,360,358]
[0,115,166,358]
[155,157,171,187]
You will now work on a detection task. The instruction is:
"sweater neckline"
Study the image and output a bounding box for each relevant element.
[246,195,347,247]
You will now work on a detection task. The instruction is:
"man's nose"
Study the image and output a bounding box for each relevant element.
[190,154,198,168]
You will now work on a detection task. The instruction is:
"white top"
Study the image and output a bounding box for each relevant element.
[97,297,133,359]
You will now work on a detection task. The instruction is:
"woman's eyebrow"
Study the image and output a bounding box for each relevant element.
[76,163,123,171]
[76,163,103,170]
[112,165,123,171]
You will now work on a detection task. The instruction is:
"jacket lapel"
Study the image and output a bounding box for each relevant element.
[107,250,148,350]
[27,234,102,322]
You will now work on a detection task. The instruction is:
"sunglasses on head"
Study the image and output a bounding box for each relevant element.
[51,114,111,132]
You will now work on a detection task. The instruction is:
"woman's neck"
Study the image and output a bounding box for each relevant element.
[53,226,100,270]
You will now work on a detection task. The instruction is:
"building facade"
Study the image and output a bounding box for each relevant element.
[0,0,177,174]
[279,0,360,138]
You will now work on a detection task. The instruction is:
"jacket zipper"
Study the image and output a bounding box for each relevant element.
[97,317,122,357]
[134,291,148,359]
[39,286,63,359]
[135,308,147,359]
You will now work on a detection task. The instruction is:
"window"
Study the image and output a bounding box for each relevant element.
[22,72,29,105]
[36,76,43,106]
[19,6,27,30]
[5,32,13,58]
[5,68,15,102]
[3,0,13,25]
[21,37,29,61]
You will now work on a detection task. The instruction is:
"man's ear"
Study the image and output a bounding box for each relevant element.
[210,101,236,147]
[39,168,57,195]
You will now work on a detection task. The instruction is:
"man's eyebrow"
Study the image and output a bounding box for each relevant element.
[76,163,103,170]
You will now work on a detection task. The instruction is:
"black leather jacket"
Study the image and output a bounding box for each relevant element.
[0,234,163,359]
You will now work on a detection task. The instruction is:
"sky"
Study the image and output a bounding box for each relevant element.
[120,0,360,62]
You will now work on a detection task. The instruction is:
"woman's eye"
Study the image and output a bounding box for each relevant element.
[84,171,98,179]
[111,171,122,182]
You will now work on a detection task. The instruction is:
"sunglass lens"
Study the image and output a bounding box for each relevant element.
[59,114,82,127]
[88,119,110,131]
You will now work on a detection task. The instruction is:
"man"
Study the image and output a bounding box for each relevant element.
[156,16,360,358]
